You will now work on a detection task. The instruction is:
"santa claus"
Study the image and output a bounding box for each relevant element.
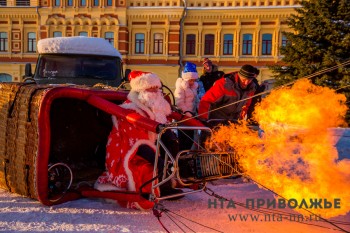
[95,71,181,210]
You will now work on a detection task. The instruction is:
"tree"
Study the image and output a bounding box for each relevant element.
[269,0,350,123]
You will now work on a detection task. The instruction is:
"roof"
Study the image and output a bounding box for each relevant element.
[37,36,122,58]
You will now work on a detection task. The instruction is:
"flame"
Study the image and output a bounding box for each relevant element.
[208,79,349,218]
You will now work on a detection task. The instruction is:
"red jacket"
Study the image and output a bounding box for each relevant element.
[198,72,258,121]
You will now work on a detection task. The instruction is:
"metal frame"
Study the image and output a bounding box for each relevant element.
[151,125,239,201]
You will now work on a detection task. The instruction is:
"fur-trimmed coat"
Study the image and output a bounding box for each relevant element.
[95,91,171,210]
[174,78,199,114]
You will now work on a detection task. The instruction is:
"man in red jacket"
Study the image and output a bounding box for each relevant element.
[198,64,260,125]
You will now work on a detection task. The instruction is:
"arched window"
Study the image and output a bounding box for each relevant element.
[204,34,214,55]
[153,33,163,54]
[54,0,60,6]
[0,73,12,82]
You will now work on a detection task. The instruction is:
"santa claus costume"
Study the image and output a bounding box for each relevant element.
[95,71,172,210]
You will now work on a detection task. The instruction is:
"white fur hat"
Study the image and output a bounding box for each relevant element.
[128,70,162,92]
[182,62,199,81]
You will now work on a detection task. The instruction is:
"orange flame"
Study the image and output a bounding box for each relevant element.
[208,79,349,218]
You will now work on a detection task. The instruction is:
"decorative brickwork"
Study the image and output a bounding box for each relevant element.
[0,0,299,83]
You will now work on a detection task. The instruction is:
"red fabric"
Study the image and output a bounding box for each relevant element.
[128,70,151,81]
[198,72,257,121]
[198,78,231,120]
[87,95,160,133]
[97,113,159,210]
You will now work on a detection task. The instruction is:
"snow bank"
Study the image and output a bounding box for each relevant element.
[37,36,122,58]
[0,180,349,233]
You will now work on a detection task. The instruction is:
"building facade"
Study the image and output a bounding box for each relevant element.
[0,0,298,88]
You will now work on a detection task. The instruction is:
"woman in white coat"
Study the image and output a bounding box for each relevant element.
[174,62,199,150]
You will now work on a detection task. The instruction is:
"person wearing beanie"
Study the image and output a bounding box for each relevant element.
[198,64,261,125]
[175,62,199,115]
[174,62,199,150]
[199,58,225,92]
[96,71,183,209]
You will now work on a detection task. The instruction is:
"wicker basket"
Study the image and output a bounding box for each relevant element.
[0,83,48,199]
[0,83,129,205]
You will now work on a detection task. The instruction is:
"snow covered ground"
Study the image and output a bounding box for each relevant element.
[1,179,349,233]
[0,129,349,233]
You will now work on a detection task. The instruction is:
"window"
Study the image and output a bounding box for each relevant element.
[204,34,214,55]
[93,0,99,6]
[0,0,6,6]
[28,32,36,52]
[54,0,60,6]
[135,33,145,54]
[0,73,12,82]
[79,31,88,37]
[105,32,114,45]
[186,34,196,55]
[153,33,163,54]
[80,0,86,6]
[0,32,8,52]
[53,31,62,37]
[281,34,288,47]
[223,34,233,55]
[67,0,73,6]
[107,0,112,6]
[16,0,30,6]
[262,33,272,55]
[242,34,253,55]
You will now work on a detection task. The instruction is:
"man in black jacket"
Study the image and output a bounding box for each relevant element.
[199,58,225,92]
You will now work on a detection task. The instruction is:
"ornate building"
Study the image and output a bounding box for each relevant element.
[0,0,299,88]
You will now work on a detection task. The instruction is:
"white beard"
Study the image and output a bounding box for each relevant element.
[138,90,171,124]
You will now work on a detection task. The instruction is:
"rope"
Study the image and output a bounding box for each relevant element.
[153,207,171,233]
[203,180,350,233]
[165,211,196,233]
[336,84,350,92]
[176,127,207,151]
[164,211,186,233]
[172,59,350,126]
[153,203,224,233]
[164,209,224,233]
[242,175,350,233]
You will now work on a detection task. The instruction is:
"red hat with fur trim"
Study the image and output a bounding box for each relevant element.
[128,70,162,92]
